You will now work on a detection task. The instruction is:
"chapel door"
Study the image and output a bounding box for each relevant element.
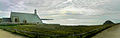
[15,18,19,22]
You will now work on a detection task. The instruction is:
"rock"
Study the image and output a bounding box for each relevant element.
[103,20,115,25]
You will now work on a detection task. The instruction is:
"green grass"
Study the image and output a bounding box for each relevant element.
[0,24,115,38]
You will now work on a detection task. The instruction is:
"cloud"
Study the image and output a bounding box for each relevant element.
[0,11,10,18]
[0,0,120,25]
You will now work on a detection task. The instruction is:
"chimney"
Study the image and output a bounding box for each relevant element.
[34,9,37,14]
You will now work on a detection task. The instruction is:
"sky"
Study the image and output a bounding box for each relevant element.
[0,0,120,25]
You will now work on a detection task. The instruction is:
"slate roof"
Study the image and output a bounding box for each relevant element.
[1,18,11,22]
[10,12,43,24]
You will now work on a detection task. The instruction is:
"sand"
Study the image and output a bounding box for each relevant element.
[0,29,27,38]
[92,24,120,38]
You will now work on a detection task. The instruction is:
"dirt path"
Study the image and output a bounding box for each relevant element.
[0,29,27,38]
[92,24,120,38]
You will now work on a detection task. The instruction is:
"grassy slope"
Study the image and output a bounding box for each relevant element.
[0,24,114,38]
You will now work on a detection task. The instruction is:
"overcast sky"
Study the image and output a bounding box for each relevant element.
[0,0,120,25]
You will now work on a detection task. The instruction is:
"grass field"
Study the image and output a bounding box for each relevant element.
[0,24,115,38]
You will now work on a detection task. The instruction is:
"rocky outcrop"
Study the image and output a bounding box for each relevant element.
[103,20,115,25]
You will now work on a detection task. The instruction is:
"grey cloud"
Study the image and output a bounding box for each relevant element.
[0,0,120,25]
